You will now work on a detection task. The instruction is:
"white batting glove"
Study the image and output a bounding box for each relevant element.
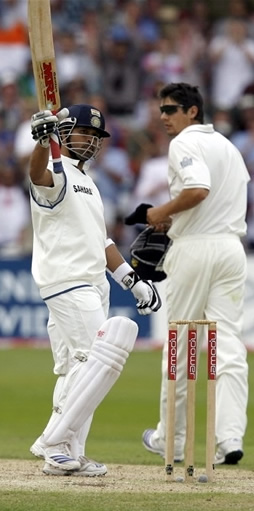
[31,108,69,148]
[122,272,162,315]
[31,110,59,147]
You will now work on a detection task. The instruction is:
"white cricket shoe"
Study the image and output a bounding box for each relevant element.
[76,456,107,476]
[30,436,45,459]
[214,438,243,465]
[142,429,184,462]
[44,442,81,471]
[43,456,107,477]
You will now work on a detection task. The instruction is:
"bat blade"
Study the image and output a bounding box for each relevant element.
[27,0,60,111]
[27,0,63,171]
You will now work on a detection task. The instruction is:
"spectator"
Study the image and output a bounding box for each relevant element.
[0,70,23,132]
[175,10,207,96]
[231,88,254,250]
[212,108,235,138]
[0,9,29,78]
[76,8,106,63]
[13,97,37,179]
[56,31,101,94]
[112,0,161,51]
[208,18,254,111]
[100,24,142,123]
[60,78,88,107]
[91,132,134,240]
[132,154,169,210]
[191,0,212,39]
[0,0,28,27]
[0,159,31,257]
[212,0,254,38]
[142,34,186,94]
[126,95,169,180]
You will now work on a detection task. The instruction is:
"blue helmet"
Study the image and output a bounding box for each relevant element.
[58,104,110,161]
[61,104,110,138]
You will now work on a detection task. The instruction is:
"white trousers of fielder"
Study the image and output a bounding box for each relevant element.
[151,234,248,455]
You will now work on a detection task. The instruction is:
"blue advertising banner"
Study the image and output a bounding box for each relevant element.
[0,257,150,343]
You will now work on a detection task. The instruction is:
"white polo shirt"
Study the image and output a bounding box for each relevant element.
[30,155,107,298]
[167,124,250,239]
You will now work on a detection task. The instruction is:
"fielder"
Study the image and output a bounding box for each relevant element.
[141,83,249,465]
[28,104,161,476]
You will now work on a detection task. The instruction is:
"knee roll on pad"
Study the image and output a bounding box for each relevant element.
[43,317,138,445]
[92,315,138,370]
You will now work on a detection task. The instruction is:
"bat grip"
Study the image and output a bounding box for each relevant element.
[50,132,64,173]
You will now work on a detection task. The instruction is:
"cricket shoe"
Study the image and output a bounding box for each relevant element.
[214,438,243,465]
[43,442,81,471]
[43,456,107,477]
[30,436,45,459]
[76,456,107,476]
[142,429,184,462]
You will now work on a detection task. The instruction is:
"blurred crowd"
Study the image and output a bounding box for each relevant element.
[1,0,254,258]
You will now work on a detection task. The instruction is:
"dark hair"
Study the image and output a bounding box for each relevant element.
[159,82,204,123]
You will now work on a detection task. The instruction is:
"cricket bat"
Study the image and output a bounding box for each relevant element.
[27,0,65,172]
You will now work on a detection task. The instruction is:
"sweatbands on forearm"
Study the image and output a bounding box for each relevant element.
[105,238,115,249]
[111,262,139,290]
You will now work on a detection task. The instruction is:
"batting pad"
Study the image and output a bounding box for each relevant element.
[42,316,138,445]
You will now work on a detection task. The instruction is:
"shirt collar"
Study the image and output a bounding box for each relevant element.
[181,124,215,134]
[61,155,92,174]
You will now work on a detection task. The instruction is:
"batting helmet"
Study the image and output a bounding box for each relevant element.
[130,227,171,282]
[58,104,110,161]
[59,104,110,138]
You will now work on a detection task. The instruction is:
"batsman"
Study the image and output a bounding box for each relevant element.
[27,0,161,477]
[28,104,161,476]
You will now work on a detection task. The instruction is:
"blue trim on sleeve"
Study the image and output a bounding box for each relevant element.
[29,171,67,209]
[43,284,92,301]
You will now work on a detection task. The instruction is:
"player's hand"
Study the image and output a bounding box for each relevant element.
[122,272,162,315]
[147,205,171,226]
[132,279,162,315]
[31,110,59,148]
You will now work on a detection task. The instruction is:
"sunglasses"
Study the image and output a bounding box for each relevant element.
[160,104,184,115]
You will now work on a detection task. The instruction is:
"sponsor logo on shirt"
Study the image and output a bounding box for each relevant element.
[73,185,93,195]
[180,156,193,168]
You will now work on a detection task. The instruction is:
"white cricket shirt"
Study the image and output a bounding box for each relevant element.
[30,155,107,298]
[168,124,250,239]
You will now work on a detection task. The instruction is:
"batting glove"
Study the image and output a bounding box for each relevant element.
[31,110,60,148]
[122,272,162,315]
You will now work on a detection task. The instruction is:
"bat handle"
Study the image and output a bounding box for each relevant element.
[50,132,64,173]
[49,107,69,173]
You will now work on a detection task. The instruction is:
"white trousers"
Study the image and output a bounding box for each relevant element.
[153,235,248,452]
[43,280,110,457]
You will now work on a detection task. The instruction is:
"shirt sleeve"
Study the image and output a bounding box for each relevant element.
[30,161,66,207]
[169,138,211,190]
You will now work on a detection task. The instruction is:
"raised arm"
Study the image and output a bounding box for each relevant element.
[29,142,53,186]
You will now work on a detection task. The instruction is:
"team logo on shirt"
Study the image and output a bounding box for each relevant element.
[73,185,93,194]
[180,156,193,168]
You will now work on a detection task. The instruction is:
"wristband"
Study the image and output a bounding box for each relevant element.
[111,262,139,290]
[105,238,115,249]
